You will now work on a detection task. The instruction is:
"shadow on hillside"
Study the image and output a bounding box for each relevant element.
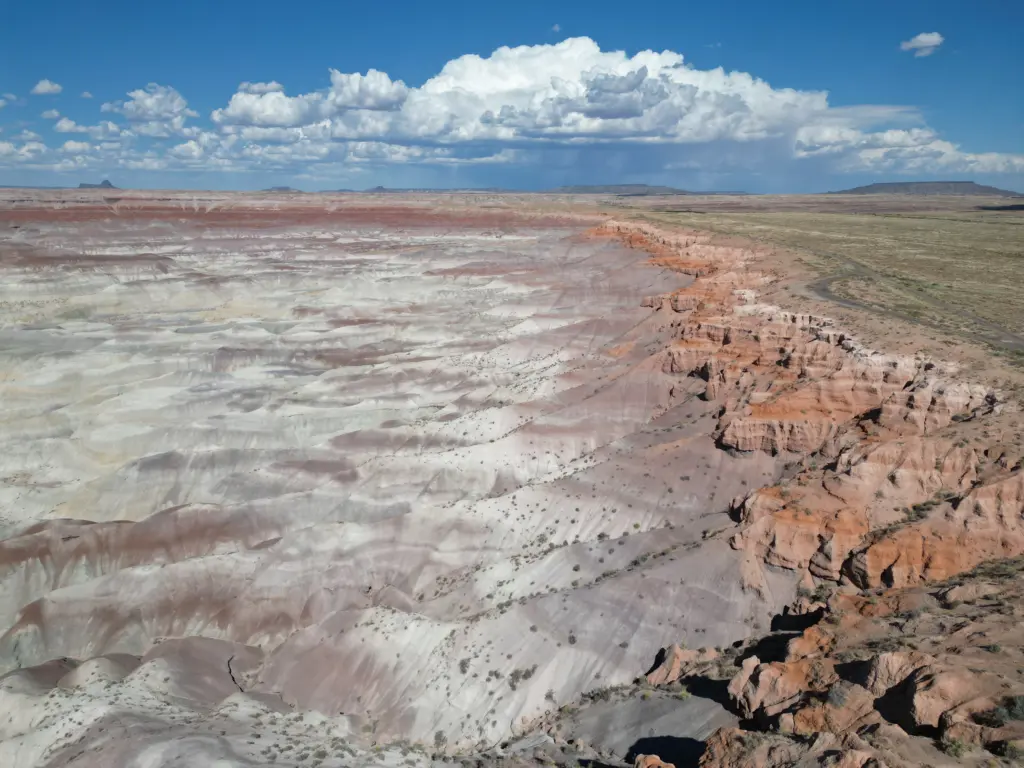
[737,632,799,664]
[626,736,706,767]
[770,607,825,632]
[681,674,734,709]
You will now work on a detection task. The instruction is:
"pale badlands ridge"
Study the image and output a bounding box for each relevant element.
[0,191,1020,768]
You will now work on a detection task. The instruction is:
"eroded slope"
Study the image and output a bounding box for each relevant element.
[1,193,1020,768]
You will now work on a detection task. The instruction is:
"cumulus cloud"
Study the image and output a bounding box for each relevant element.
[102,83,197,136]
[170,139,204,159]
[239,81,285,94]
[2,37,1021,182]
[212,69,407,127]
[17,141,48,159]
[212,89,323,127]
[53,117,83,133]
[41,109,60,119]
[61,140,91,153]
[81,91,93,98]
[31,79,63,95]
[327,69,409,111]
[54,117,127,141]
[901,32,944,57]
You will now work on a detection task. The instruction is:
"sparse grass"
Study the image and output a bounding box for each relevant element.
[636,201,1024,358]
[975,695,1024,727]
[941,736,969,758]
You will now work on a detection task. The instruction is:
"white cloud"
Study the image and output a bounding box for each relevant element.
[900,32,944,57]
[170,139,204,159]
[552,24,561,33]
[239,81,284,94]
[326,69,408,111]
[212,69,407,127]
[102,83,197,136]
[41,109,60,119]
[61,140,91,153]
[53,117,127,141]
[0,99,6,110]
[796,123,1024,173]
[212,89,323,127]
[3,37,1021,182]
[18,141,48,159]
[31,79,63,95]
[211,38,827,147]
[81,91,94,98]
[54,117,85,133]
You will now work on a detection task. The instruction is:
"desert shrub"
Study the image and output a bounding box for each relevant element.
[999,741,1024,761]
[1007,695,1024,720]
[977,695,1024,727]
[975,707,1010,728]
[826,684,850,708]
[940,737,968,758]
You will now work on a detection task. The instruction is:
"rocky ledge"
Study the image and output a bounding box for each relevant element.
[586,219,1022,768]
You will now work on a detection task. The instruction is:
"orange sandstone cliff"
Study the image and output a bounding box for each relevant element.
[594,219,1023,768]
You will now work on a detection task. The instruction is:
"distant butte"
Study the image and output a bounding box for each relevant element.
[77,179,117,189]
[830,180,1021,196]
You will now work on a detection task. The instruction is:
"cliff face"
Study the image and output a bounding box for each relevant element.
[597,219,1019,592]
[592,219,1023,768]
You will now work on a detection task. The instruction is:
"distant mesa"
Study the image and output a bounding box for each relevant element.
[830,180,1021,197]
[78,180,117,189]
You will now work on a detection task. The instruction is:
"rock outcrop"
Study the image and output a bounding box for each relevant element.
[602,220,1019,598]
[594,219,1024,768]
[645,644,720,685]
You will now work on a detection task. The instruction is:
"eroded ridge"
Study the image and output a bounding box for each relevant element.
[598,218,1018,590]
[594,219,1024,768]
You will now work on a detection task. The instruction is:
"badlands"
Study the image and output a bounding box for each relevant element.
[0,189,1023,768]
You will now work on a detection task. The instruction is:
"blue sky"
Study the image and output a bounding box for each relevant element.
[1,0,1021,192]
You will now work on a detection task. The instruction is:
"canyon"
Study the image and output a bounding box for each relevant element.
[0,190,1021,768]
